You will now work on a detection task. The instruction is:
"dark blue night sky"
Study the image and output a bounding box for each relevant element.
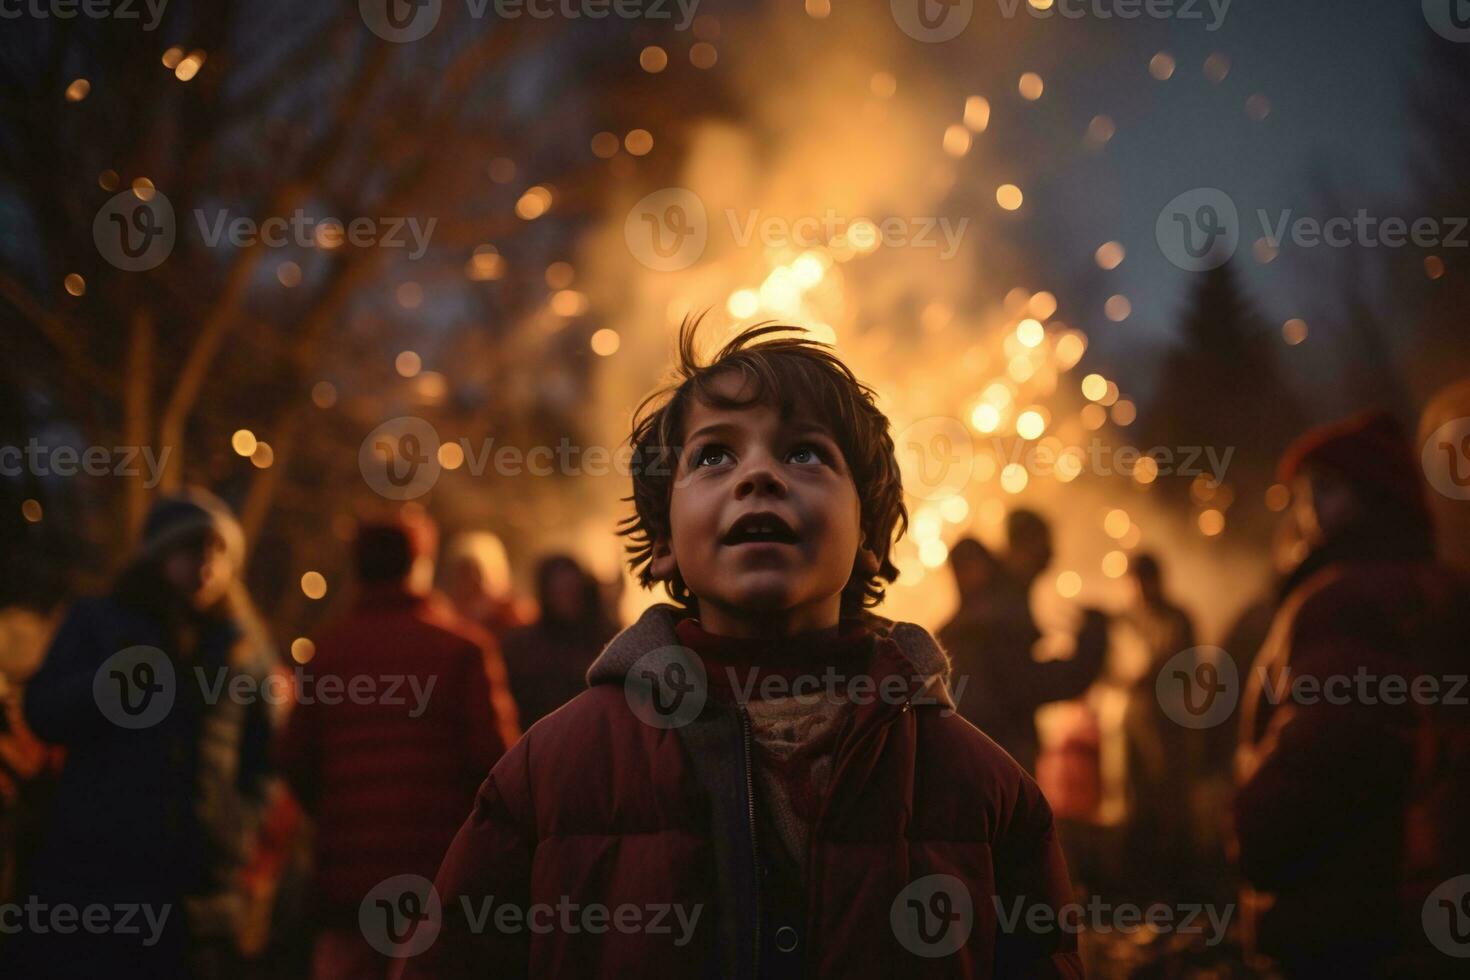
[1007,0,1429,400]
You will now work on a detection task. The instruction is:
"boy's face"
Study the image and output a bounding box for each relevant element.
[650,370,868,637]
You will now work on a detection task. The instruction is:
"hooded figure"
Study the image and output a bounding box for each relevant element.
[500,554,618,728]
[15,488,277,979]
[1234,412,1470,977]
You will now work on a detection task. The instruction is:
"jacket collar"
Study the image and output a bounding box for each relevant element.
[586,602,954,709]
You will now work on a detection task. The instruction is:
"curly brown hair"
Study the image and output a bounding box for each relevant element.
[617,314,908,613]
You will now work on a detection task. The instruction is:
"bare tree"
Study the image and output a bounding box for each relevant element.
[0,1,719,626]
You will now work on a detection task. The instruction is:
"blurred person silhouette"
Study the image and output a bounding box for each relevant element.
[941,536,999,617]
[1234,411,1470,977]
[440,531,531,643]
[936,536,997,709]
[279,508,519,980]
[1218,516,1307,725]
[1402,378,1470,976]
[937,536,1006,689]
[0,597,62,913]
[1417,376,1470,573]
[941,510,1108,773]
[500,554,618,729]
[1118,553,1214,902]
[1121,553,1195,670]
[15,488,277,980]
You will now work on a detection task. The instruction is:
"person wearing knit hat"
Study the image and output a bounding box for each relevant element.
[16,486,277,980]
[141,486,246,562]
[1233,412,1470,977]
[1277,409,1433,558]
[137,487,248,611]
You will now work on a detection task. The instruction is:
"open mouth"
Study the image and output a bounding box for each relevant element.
[721,512,800,546]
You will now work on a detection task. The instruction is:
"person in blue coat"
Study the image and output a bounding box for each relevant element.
[12,488,276,980]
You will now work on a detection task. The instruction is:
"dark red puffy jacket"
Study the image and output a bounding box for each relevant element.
[1235,559,1470,972]
[393,604,1082,979]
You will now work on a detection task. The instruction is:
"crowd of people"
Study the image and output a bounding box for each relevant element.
[931,396,1470,977]
[0,497,618,979]
[0,369,1467,978]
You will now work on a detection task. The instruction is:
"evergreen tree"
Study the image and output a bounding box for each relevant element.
[1142,261,1305,516]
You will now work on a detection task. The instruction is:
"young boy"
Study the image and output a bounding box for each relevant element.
[395,320,1082,978]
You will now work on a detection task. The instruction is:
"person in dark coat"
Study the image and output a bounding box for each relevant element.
[1417,376,1470,574]
[941,511,1108,773]
[1234,411,1470,977]
[15,488,277,980]
[394,319,1081,979]
[279,509,519,980]
[1117,554,1213,902]
[500,554,618,728]
[939,537,999,623]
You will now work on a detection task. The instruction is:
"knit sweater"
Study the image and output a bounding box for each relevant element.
[673,618,876,875]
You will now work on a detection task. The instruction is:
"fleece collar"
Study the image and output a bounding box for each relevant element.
[586,603,954,709]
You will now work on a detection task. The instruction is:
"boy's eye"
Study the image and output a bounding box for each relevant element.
[787,443,827,465]
[694,445,731,468]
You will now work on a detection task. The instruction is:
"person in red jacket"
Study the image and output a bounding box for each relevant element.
[1235,411,1470,976]
[280,508,519,980]
[391,318,1082,979]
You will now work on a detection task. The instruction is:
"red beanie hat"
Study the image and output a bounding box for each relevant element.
[1278,410,1430,525]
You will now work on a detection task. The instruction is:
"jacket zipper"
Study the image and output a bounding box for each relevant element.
[740,705,762,975]
[803,693,913,973]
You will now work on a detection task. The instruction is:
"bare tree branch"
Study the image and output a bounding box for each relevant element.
[0,272,116,394]
[156,43,394,490]
[123,308,154,546]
